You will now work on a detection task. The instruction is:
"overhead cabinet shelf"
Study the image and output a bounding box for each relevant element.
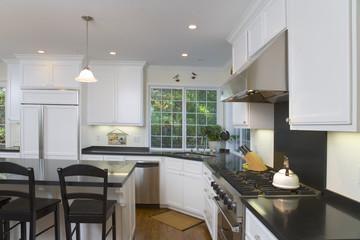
[87,62,146,126]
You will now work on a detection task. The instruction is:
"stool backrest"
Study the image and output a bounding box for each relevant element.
[57,164,109,218]
[0,162,35,213]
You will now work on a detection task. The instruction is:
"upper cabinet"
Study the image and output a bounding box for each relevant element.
[87,62,146,126]
[3,60,20,122]
[233,103,274,129]
[16,55,82,89]
[248,0,287,58]
[232,31,248,74]
[287,0,360,131]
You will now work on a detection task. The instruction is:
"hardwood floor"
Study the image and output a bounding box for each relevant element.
[134,208,212,240]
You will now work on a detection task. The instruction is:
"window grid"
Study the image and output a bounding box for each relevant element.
[0,87,5,145]
[150,87,217,150]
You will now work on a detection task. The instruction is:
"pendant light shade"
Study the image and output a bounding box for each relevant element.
[76,16,98,83]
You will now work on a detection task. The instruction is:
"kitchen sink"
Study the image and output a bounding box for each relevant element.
[173,152,216,160]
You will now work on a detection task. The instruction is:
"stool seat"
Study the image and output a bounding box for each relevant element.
[69,199,117,222]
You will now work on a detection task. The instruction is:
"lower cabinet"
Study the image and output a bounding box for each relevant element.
[245,208,277,240]
[164,157,203,217]
[0,152,20,158]
[203,165,217,240]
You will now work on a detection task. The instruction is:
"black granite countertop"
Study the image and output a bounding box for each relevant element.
[0,146,20,152]
[242,193,360,240]
[0,158,136,187]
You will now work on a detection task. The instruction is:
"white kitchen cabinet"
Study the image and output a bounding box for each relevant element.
[287,0,360,131]
[0,151,20,158]
[21,105,79,159]
[203,165,217,240]
[248,0,286,57]
[164,158,203,217]
[232,102,274,129]
[81,154,104,161]
[20,90,79,160]
[16,55,82,89]
[245,208,277,240]
[232,31,248,73]
[3,60,20,122]
[87,62,146,126]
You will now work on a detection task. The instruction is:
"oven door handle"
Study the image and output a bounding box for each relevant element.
[212,196,240,232]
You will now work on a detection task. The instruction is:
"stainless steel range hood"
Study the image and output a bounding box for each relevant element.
[220,31,288,103]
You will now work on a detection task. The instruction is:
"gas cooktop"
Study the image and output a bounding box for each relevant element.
[219,169,321,198]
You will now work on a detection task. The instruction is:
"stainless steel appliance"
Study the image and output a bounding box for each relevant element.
[211,169,321,240]
[135,161,160,207]
[220,31,288,103]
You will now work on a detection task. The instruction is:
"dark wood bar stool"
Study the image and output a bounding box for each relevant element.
[57,164,117,240]
[0,162,61,240]
[0,197,10,240]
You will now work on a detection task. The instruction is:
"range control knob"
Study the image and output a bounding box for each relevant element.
[212,183,219,191]
[211,181,215,187]
[228,202,236,210]
[216,188,222,195]
[224,197,231,205]
[219,190,225,199]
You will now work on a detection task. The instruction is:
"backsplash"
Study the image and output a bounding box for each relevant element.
[274,102,327,191]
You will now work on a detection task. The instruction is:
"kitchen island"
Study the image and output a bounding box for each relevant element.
[0,158,137,240]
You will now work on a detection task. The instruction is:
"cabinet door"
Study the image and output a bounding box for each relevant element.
[263,0,287,44]
[183,172,203,216]
[51,62,80,88]
[288,0,353,130]
[87,66,116,124]
[248,14,264,57]
[165,169,183,209]
[116,67,144,126]
[233,103,249,127]
[21,62,50,87]
[232,31,248,73]
[6,62,20,122]
[20,105,40,158]
[43,105,79,160]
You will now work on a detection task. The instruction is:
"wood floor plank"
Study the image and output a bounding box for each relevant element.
[134,208,212,240]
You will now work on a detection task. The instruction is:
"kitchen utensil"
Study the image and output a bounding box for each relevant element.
[240,145,267,171]
[220,130,230,141]
[272,155,299,189]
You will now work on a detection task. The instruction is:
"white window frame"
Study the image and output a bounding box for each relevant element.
[147,85,222,151]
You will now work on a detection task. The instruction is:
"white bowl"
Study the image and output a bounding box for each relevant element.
[272,169,300,189]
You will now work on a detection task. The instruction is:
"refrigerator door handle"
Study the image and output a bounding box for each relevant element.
[39,105,44,160]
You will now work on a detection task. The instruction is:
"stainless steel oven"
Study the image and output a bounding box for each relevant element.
[213,196,242,240]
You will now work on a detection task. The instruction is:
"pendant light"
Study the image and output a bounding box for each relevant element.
[76,16,98,82]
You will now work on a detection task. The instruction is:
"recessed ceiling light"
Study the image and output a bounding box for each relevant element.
[109,51,117,55]
[37,50,45,54]
[188,24,197,30]
[182,53,188,57]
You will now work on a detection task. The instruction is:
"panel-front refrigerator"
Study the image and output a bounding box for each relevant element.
[20,90,79,160]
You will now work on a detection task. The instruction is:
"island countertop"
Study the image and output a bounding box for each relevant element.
[0,158,137,187]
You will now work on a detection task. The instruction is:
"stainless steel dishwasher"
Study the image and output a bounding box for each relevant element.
[134,161,160,208]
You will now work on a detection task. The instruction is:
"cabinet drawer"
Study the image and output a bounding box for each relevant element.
[246,209,277,240]
[0,152,20,158]
[166,158,183,171]
[183,160,202,174]
[82,154,104,161]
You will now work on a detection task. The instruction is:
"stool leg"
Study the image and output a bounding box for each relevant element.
[20,222,26,240]
[54,205,60,240]
[112,211,116,240]
[76,223,80,240]
[4,220,9,240]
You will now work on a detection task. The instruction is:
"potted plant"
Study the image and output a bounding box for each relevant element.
[203,125,223,153]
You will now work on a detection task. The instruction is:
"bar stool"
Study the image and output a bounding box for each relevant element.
[0,162,61,240]
[0,197,10,240]
[57,164,117,240]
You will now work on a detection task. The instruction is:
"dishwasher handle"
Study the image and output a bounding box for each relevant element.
[136,162,159,168]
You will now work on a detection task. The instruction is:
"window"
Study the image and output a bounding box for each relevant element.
[232,128,250,154]
[150,87,218,150]
[0,87,5,145]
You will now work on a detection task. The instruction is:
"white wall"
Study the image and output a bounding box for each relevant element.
[250,129,274,167]
[327,132,360,202]
[82,65,228,148]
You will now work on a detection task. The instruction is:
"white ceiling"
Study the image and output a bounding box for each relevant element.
[0,0,253,67]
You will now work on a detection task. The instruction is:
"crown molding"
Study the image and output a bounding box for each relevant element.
[146,64,223,72]
[14,54,84,61]
[227,0,268,44]
[90,60,147,67]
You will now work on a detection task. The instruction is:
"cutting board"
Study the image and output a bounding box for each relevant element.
[243,152,268,171]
